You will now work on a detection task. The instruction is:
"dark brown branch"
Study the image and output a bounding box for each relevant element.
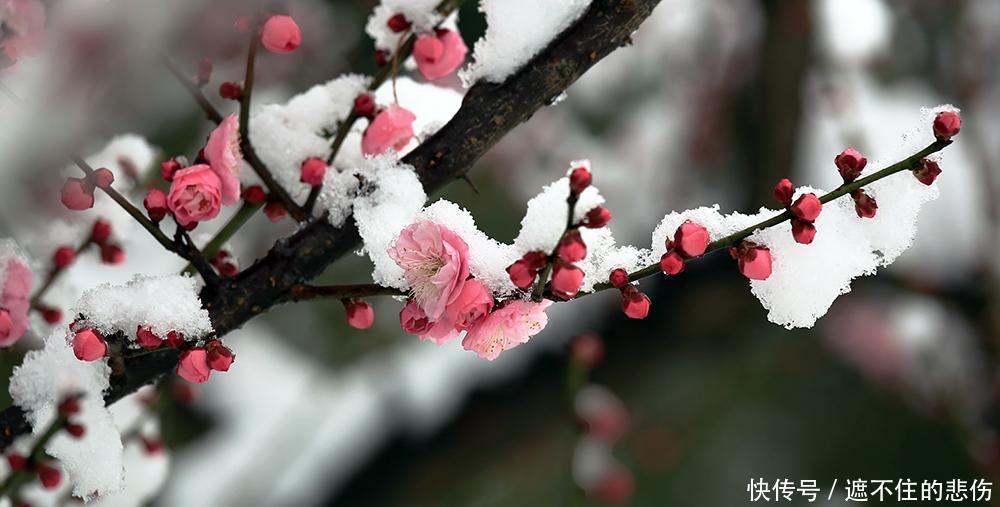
[289,284,406,301]
[0,0,665,451]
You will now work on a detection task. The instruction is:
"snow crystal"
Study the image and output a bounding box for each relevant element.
[73,274,213,342]
[9,331,124,499]
[460,0,593,85]
[366,0,444,53]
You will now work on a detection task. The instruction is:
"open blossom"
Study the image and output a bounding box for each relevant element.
[445,278,494,331]
[389,221,469,320]
[413,29,468,81]
[167,165,223,226]
[0,0,46,65]
[462,300,551,361]
[204,114,243,205]
[362,105,416,156]
[399,299,459,344]
[0,257,33,346]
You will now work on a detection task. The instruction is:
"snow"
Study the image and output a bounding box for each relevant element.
[460,0,594,85]
[815,0,891,66]
[366,0,444,53]
[73,274,213,343]
[8,330,124,499]
[0,238,31,289]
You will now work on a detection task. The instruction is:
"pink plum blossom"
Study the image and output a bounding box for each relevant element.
[400,299,459,344]
[0,257,32,346]
[204,114,243,205]
[361,105,416,156]
[445,278,494,331]
[167,165,223,226]
[413,29,468,81]
[461,300,551,361]
[389,221,469,321]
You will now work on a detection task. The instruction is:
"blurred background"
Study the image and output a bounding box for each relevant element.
[1,0,999,505]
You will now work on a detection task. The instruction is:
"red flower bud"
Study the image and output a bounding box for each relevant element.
[522,251,549,272]
[142,437,165,455]
[58,397,80,416]
[608,268,629,289]
[36,463,62,490]
[72,328,107,361]
[6,453,27,471]
[41,307,62,325]
[100,243,126,265]
[0,309,10,338]
[65,423,85,439]
[584,206,611,228]
[61,178,95,211]
[136,326,163,350]
[387,13,411,33]
[913,159,942,186]
[263,201,287,222]
[569,166,592,195]
[790,193,822,223]
[734,242,772,280]
[620,285,651,319]
[300,157,327,187]
[53,246,76,269]
[506,259,537,290]
[374,50,390,67]
[354,94,376,118]
[206,340,235,371]
[835,147,867,182]
[243,185,266,204]
[851,189,878,218]
[177,348,211,384]
[344,300,375,330]
[219,81,244,101]
[556,229,587,263]
[791,219,816,244]
[933,111,961,141]
[160,159,181,182]
[165,331,185,349]
[659,251,684,276]
[551,262,584,300]
[196,57,213,86]
[674,220,710,258]
[91,219,112,244]
[261,15,301,54]
[773,178,794,206]
[143,189,169,223]
[91,168,115,189]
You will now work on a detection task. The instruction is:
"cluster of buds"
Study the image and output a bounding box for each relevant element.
[773,179,823,244]
[728,241,772,280]
[176,339,235,384]
[212,249,240,277]
[608,268,650,319]
[60,167,115,212]
[6,452,62,491]
[58,395,86,440]
[344,299,375,330]
[833,148,877,219]
[659,220,711,275]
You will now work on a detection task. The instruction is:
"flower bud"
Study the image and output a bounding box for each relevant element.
[41,307,62,325]
[620,286,651,319]
[851,189,878,218]
[160,159,181,182]
[790,193,822,223]
[91,168,114,189]
[61,178,95,211]
[165,331,185,349]
[734,242,772,280]
[100,243,126,265]
[674,220,710,258]
[36,463,62,490]
[913,159,942,186]
[659,251,684,276]
[72,328,106,362]
[143,189,169,223]
[569,166,592,195]
[608,268,629,289]
[584,206,611,228]
[219,81,243,101]
[65,423,85,439]
[91,219,112,244]
[53,246,76,269]
[834,147,867,182]
[773,178,794,206]
[354,94,375,118]
[6,453,27,471]
[261,15,301,54]
[933,111,961,141]
[345,300,375,330]
[506,259,537,290]
[243,185,266,204]
[136,326,163,350]
[59,397,80,416]
[556,229,587,263]
[551,262,584,299]
[206,340,235,371]
[142,437,166,455]
[374,49,390,67]
[177,348,211,383]
[387,13,411,33]
[791,219,816,244]
[263,201,287,222]
[300,157,327,187]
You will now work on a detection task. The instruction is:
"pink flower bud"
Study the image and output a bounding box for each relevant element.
[835,147,867,182]
[7,453,27,471]
[571,333,604,367]
[791,219,816,244]
[61,178,95,211]
[790,193,822,222]
[659,251,684,275]
[569,166,592,195]
[354,94,375,118]
[160,159,181,182]
[53,246,75,269]
[72,328,107,361]
[177,348,211,383]
[933,111,961,141]
[551,262,584,299]
[522,251,549,272]
[263,201,287,222]
[37,463,62,490]
[413,29,468,81]
[136,326,163,350]
[65,423,85,439]
[196,57,212,85]
[913,159,942,186]
[851,189,877,218]
[100,243,125,265]
[206,340,235,371]
[0,309,11,341]
[734,243,772,280]
[506,259,537,289]
[345,300,375,330]
[91,167,114,189]
[243,185,266,204]
[362,105,416,156]
[91,219,112,244]
[40,307,61,325]
[773,178,794,206]
[608,268,629,289]
[261,15,301,54]
[300,157,326,187]
[167,164,223,226]
[556,230,587,263]
[446,279,494,331]
[584,206,611,228]
[143,189,169,223]
[219,81,243,101]
[674,220,710,258]
[620,286,651,319]
[386,13,411,33]
[59,397,79,416]
[165,331,185,349]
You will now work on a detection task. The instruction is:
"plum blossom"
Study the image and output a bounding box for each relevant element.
[413,29,468,81]
[204,114,243,205]
[362,105,416,156]
[389,221,469,320]
[0,256,32,346]
[444,278,493,331]
[167,165,223,226]
[400,299,459,344]
[462,300,551,360]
